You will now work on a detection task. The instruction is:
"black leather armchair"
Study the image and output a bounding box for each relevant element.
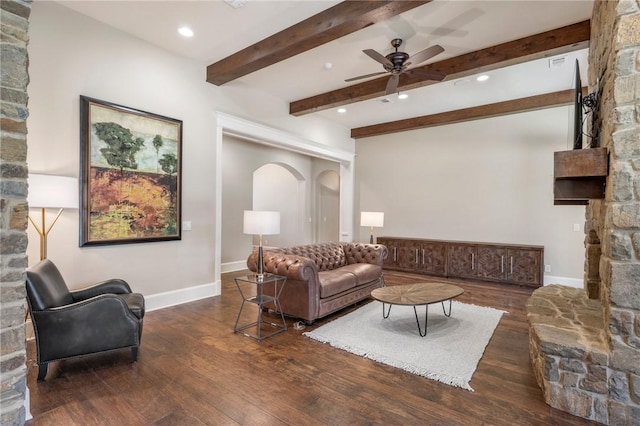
[26,259,145,381]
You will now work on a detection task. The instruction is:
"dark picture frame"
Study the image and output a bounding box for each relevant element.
[80,96,182,246]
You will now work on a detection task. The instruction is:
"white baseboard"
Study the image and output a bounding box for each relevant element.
[543,275,583,288]
[145,281,221,311]
[221,260,247,273]
[25,386,31,421]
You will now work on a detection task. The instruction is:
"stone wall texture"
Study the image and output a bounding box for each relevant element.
[530,1,640,425]
[0,0,31,425]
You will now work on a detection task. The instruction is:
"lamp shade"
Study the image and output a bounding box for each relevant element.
[243,210,280,235]
[28,174,78,209]
[361,211,384,227]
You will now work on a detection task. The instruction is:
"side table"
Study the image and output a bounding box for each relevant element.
[233,273,287,341]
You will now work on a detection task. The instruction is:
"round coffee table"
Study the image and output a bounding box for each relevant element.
[371,282,464,337]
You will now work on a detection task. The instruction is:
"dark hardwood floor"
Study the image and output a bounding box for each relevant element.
[26,271,598,425]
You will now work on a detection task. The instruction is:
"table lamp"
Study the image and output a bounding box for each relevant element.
[361,211,384,244]
[243,210,280,278]
[27,174,78,260]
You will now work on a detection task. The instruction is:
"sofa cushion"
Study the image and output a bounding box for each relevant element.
[339,263,383,286]
[318,269,357,298]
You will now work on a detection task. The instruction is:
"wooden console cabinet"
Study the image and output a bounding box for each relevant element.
[377,237,543,287]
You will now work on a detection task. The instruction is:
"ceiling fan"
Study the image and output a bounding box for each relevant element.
[345,38,446,95]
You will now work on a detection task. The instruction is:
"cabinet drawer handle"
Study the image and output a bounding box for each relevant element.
[501,255,504,273]
[510,256,514,274]
[471,253,475,270]
[422,249,425,265]
[393,247,397,262]
[415,249,419,264]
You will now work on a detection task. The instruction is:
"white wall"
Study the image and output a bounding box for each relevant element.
[355,107,586,285]
[26,2,352,307]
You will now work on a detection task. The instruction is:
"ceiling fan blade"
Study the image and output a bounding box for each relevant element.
[363,49,392,67]
[405,68,447,82]
[345,71,388,82]
[408,44,445,66]
[385,74,399,95]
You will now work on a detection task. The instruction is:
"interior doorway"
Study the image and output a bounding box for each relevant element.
[316,170,340,242]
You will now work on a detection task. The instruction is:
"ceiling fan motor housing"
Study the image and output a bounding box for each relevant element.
[384,51,409,73]
[385,38,409,73]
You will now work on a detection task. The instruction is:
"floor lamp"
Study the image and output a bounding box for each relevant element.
[361,211,384,244]
[27,174,78,260]
[243,210,280,279]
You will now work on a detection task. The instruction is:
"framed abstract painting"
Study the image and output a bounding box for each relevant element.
[80,96,182,246]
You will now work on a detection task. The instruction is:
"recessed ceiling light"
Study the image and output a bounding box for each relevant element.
[324,62,333,70]
[476,75,490,82]
[397,93,409,100]
[337,108,347,114]
[178,27,194,38]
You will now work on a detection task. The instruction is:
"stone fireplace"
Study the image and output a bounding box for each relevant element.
[527,1,640,424]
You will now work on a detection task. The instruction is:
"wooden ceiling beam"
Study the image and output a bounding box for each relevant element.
[351,87,586,139]
[291,20,590,116]
[206,1,431,86]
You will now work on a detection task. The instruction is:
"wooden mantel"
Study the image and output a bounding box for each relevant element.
[553,147,608,205]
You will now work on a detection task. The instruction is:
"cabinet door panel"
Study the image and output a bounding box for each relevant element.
[477,246,507,281]
[377,238,397,269]
[507,248,542,286]
[421,242,447,276]
[397,240,421,271]
[448,244,476,278]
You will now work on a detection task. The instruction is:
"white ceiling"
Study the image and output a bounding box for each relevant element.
[57,0,594,130]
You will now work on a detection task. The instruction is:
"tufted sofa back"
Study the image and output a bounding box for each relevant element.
[343,242,386,265]
[273,242,347,271]
[265,242,387,272]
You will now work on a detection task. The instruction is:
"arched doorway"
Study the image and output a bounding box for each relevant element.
[253,163,305,248]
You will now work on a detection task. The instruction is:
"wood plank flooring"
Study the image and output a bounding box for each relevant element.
[25,271,598,425]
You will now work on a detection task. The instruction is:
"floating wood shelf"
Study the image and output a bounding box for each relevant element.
[553,147,608,205]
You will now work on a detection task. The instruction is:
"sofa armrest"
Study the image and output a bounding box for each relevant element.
[343,243,388,266]
[247,250,318,281]
[71,278,133,302]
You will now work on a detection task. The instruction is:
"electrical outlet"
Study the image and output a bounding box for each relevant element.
[544,264,551,273]
[573,223,581,232]
[182,221,192,231]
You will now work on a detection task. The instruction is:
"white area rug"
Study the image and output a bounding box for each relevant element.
[304,300,506,391]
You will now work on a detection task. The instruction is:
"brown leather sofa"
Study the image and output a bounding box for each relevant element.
[247,242,387,324]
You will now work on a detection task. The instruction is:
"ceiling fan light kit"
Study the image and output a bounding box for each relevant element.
[346,38,446,95]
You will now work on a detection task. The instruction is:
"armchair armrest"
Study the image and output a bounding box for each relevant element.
[343,243,388,266]
[71,278,132,302]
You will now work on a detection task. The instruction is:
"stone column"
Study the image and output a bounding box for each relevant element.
[588,0,640,423]
[0,0,31,424]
